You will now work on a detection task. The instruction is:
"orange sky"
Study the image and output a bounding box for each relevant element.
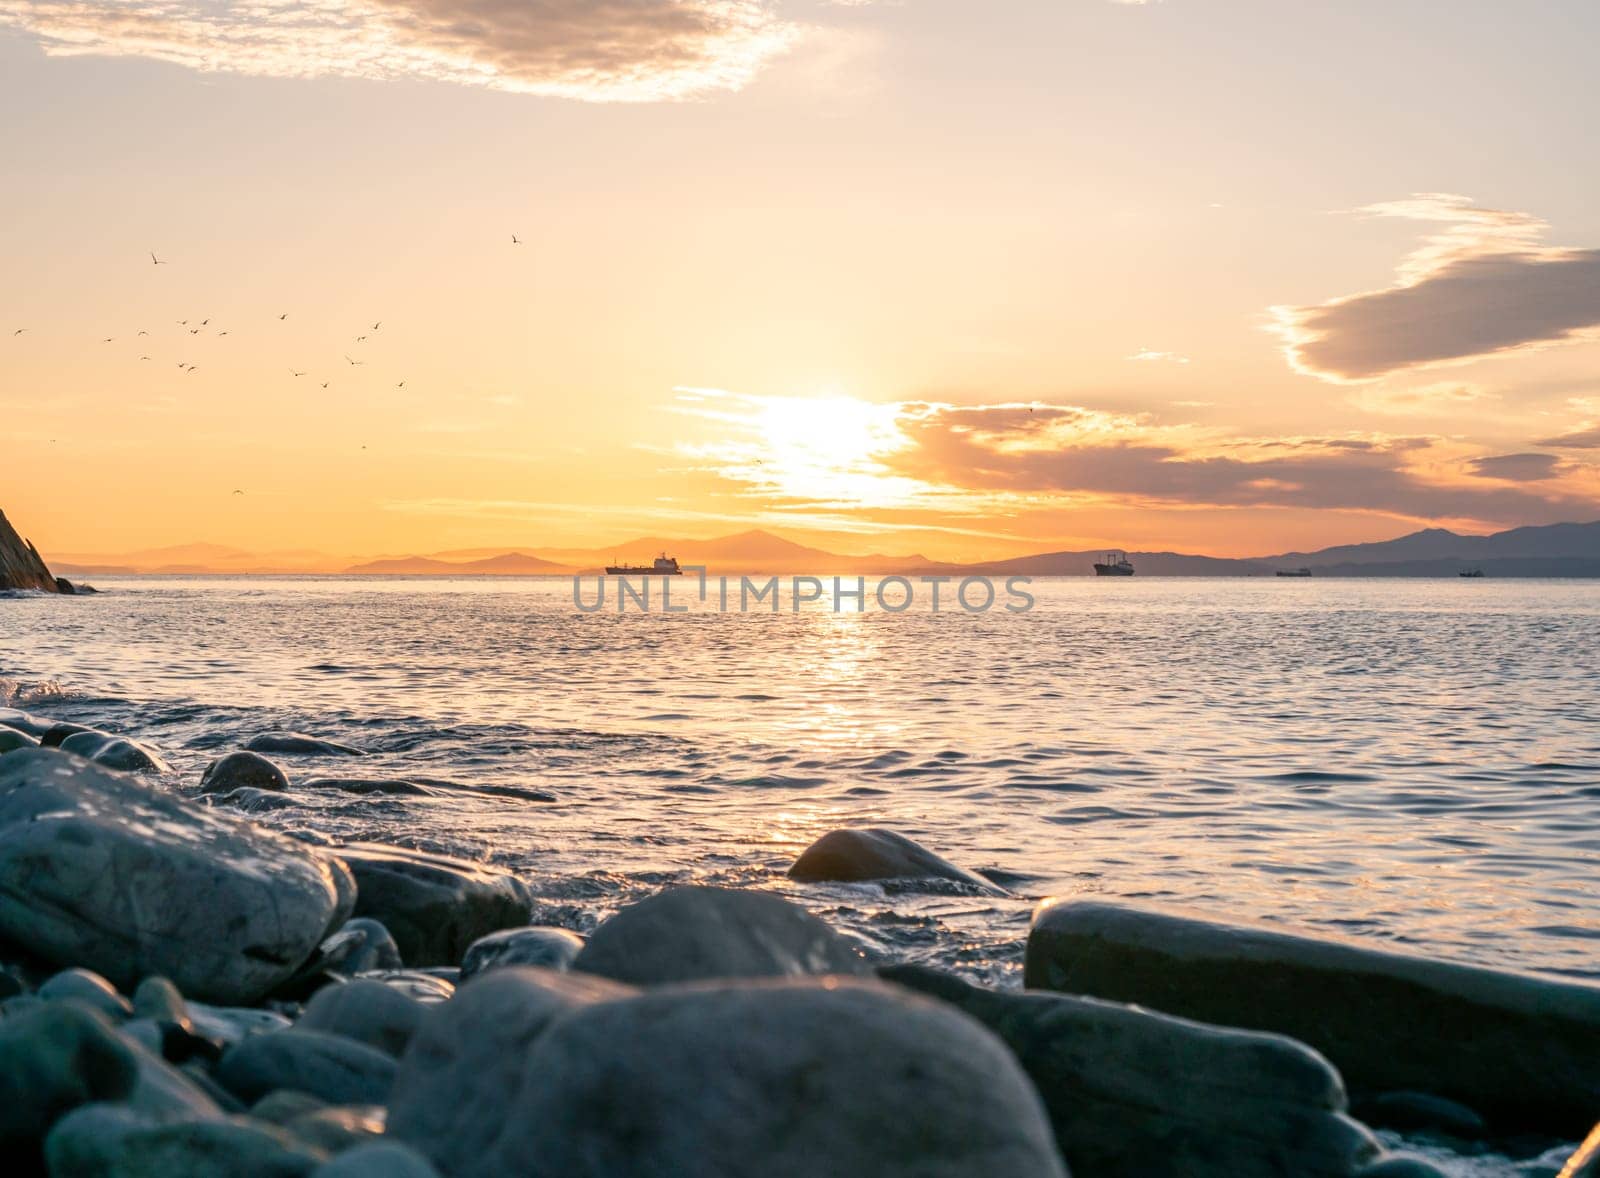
[5,1,1600,562]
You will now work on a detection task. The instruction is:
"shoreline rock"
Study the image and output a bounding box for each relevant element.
[787,827,1006,894]
[1025,900,1600,1137]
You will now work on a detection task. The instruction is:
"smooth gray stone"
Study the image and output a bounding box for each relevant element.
[131,977,188,1026]
[217,1029,398,1107]
[42,1104,149,1175]
[883,963,1378,1178]
[0,750,355,1005]
[251,1091,329,1125]
[282,1105,385,1153]
[121,1036,226,1123]
[573,885,870,986]
[338,843,533,967]
[39,968,133,1020]
[1561,1122,1600,1178]
[40,721,94,746]
[311,1141,441,1178]
[0,727,38,754]
[1350,1091,1487,1139]
[245,733,366,757]
[59,731,171,773]
[350,969,455,1003]
[300,777,436,797]
[0,1005,138,1163]
[52,1115,328,1177]
[0,707,57,738]
[188,1003,293,1048]
[1024,900,1600,1136]
[389,967,634,1165]
[200,751,290,794]
[460,926,583,980]
[337,919,404,973]
[788,828,1004,893]
[299,979,427,1057]
[396,976,1067,1178]
[205,786,299,813]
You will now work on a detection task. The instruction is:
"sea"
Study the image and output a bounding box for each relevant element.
[3,575,1597,1173]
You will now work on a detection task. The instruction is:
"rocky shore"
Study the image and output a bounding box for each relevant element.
[0,709,1597,1177]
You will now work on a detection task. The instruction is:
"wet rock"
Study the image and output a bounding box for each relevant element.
[339,843,533,967]
[0,1005,138,1165]
[397,976,1066,1178]
[1024,901,1600,1137]
[0,749,355,1004]
[131,977,189,1026]
[252,1091,329,1125]
[217,1029,398,1107]
[0,509,60,593]
[298,979,427,1057]
[459,926,583,980]
[123,1037,227,1123]
[573,885,870,986]
[39,968,133,1020]
[50,1115,328,1177]
[351,970,456,1003]
[58,731,171,773]
[1350,1091,1487,1139]
[883,963,1378,1178]
[301,777,437,797]
[200,751,291,794]
[1356,1158,1453,1178]
[0,727,38,754]
[282,1105,385,1154]
[246,732,366,757]
[789,828,1004,893]
[311,1141,441,1178]
[389,967,634,1163]
[205,786,300,813]
[39,721,93,747]
[41,1104,148,1175]
[337,918,404,973]
[0,707,57,739]
[188,1003,293,1049]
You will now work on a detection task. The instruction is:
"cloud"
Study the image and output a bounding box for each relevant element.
[1127,348,1190,364]
[1272,194,1600,382]
[1345,381,1494,417]
[1466,453,1563,482]
[0,0,799,101]
[1539,426,1600,450]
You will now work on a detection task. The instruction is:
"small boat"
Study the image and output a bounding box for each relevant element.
[1459,568,1484,578]
[605,553,682,576]
[1275,567,1313,578]
[1093,551,1135,577]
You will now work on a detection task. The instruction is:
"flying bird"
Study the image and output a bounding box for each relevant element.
[150,251,167,265]
[200,319,209,326]
[137,330,148,336]
[189,328,200,334]
[218,330,229,336]
[178,320,188,326]
[511,235,520,244]
[344,355,362,366]
[11,328,23,335]
[278,313,288,320]
[140,355,151,361]
[102,337,114,343]
[291,370,306,377]
[320,382,329,389]
[186,365,197,372]
[355,335,367,343]
[396,381,405,389]
[232,489,244,495]
[372,321,381,330]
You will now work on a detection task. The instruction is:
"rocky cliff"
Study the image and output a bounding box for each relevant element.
[0,509,61,592]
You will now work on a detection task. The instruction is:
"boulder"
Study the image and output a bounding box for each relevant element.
[188,1003,294,1049]
[351,970,456,1003]
[396,976,1066,1178]
[389,967,634,1164]
[0,707,58,738]
[217,1030,398,1107]
[0,728,38,754]
[131,977,189,1026]
[312,1141,441,1178]
[1348,1091,1486,1139]
[282,1105,385,1154]
[0,1004,137,1165]
[339,844,533,967]
[200,751,291,794]
[0,748,355,1004]
[573,885,870,986]
[298,979,427,1056]
[883,963,1379,1178]
[460,926,583,980]
[58,731,170,773]
[39,721,94,747]
[245,733,366,757]
[340,919,404,972]
[301,777,437,797]
[788,828,1003,893]
[48,1114,327,1177]
[1356,1159,1452,1178]
[1024,900,1600,1137]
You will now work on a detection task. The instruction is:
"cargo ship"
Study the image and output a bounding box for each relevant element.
[1093,551,1135,576]
[605,554,682,576]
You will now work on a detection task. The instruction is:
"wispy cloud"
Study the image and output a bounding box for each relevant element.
[1466,453,1564,482]
[1272,194,1600,383]
[0,0,800,101]
[1345,381,1495,417]
[1127,348,1190,364]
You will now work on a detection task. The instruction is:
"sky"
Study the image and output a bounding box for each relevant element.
[4,0,1600,562]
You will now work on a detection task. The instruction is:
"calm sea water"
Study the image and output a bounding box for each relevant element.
[4,575,1596,992]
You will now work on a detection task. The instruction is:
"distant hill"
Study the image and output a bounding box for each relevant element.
[1259,520,1600,576]
[344,552,574,575]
